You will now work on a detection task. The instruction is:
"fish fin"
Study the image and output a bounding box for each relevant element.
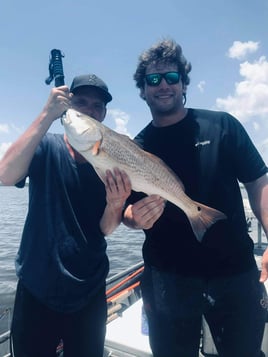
[187,203,227,243]
[92,140,101,156]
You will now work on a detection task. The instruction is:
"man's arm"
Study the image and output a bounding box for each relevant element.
[0,86,71,185]
[244,173,268,282]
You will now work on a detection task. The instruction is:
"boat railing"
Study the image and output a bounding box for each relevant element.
[0,308,11,357]
[106,261,144,287]
[256,220,266,249]
[248,216,267,251]
[241,185,267,251]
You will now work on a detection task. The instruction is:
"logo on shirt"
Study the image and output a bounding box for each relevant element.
[195,140,211,148]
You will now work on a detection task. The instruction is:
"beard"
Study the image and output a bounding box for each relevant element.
[151,99,182,116]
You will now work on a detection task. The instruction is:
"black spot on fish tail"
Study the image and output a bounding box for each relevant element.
[187,202,226,243]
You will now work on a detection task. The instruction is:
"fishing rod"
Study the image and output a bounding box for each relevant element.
[45,49,65,87]
[45,48,68,127]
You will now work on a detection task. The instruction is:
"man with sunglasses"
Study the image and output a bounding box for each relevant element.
[0,74,131,357]
[123,39,268,357]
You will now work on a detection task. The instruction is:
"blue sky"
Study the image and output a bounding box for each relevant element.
[1,0,268,164]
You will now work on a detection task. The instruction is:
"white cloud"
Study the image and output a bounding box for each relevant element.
[107,109,132,137]
[253,121,260,131]
[0,142,11,159]
[0,122,24,136]
[197,80,206,93]
[0,122,24,160]
[216,56,268,122]
[227,41,259,60]
[258,137,268,162]
[0,124,9,134]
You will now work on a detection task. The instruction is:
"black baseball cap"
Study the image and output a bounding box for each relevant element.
[70,74,112,104]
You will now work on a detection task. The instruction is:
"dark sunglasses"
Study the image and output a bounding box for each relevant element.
[145,72,181,86]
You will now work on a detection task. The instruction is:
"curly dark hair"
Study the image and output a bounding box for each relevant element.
[134,39,192,89]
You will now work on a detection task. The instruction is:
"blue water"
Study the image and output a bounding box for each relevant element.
[0,185,144,334]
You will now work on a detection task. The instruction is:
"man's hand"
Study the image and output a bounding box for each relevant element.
[104,168,132,209]
[99,168,131,236]
[42,85,72,122]
[124,195,166,230]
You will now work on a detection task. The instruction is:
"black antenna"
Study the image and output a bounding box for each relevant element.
[45,49,65,87]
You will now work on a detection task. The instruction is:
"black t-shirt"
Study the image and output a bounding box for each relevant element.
[16,133,109,312]
[128,108,268,276]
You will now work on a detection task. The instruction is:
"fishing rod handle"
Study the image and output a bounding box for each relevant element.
[52,49,65,87]
[45,49,65,87]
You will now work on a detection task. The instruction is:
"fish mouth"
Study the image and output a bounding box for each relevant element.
[62,115,70,125]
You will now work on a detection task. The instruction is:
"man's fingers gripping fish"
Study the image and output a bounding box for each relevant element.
[62,109,226,242]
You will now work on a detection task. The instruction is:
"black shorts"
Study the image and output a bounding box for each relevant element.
[141,265,267,357]
[10,280,107,357]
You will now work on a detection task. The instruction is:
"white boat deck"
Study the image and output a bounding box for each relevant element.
[105,298,208,357]
[105,299,152,357]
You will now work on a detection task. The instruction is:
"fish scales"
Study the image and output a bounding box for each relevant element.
[97,127,185,201]
[63,109,226,242]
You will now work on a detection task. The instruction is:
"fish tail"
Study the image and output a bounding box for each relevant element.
[187,202,227,243]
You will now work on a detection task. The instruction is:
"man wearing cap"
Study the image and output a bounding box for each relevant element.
[0,74,131,357]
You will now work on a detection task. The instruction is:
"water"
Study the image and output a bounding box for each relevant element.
[0,185,144,335]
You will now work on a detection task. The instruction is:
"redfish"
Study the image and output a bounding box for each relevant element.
[62,109,226,242]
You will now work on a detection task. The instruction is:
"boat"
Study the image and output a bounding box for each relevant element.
[1,250,268,357]
[1,212,268,356]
